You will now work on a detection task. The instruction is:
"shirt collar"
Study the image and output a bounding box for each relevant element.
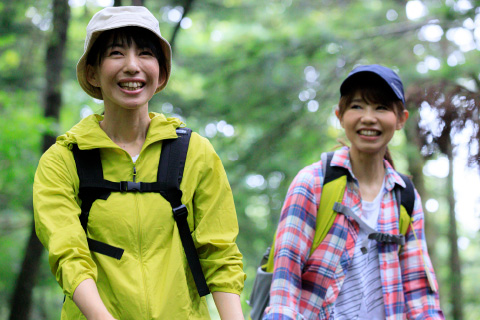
[330,147,406,191]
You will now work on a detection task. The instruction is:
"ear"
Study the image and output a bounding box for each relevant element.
[335,108,344,128]
[396,109,409,130]
[86,65,100,87]
[157,70,167,90]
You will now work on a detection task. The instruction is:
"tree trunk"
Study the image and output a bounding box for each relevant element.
[8,0,70,319]
[8,216,44,320]
[446,142,464,320]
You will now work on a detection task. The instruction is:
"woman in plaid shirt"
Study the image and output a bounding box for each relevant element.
[264,65,444,320]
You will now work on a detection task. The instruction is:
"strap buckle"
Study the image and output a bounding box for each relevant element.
[172,204,188,221]
[120,181,141,192]
[369,233,405,246]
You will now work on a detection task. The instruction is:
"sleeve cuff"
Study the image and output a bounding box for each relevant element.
[66,274,96,299]
[263,306,304,320]
[413,310,445,320]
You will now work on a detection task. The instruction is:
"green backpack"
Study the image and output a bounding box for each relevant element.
[247,151,419,320]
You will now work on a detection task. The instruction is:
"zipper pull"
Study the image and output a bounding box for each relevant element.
[133,166,137,183]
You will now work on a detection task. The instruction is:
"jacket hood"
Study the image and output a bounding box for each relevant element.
[57,112,183,150]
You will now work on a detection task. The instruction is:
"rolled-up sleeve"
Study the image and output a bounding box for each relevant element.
[33,144,97,298]
[400,189,444,319]
[264,167,320,320]
[190,136,245,295]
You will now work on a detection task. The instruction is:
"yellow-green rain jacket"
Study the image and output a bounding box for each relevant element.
[33,113,245,319]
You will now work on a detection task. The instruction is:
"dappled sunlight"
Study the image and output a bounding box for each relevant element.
[304,66,319,83]
[246,174,266,189]
[386,9,399,21]
[406,0,428,20]
[203,120,235,138]
[80,105,93,119]
[423,156,449,178]
[447,50,466,66]
[166,6,183,23]
[425,198,439,212]
[447,27,476,52]
[418,24,443,42]
[25,7,51,31]
[4,0,480,318]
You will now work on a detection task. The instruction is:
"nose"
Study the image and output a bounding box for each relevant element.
[123,53,140,74]
[361,107,377,124]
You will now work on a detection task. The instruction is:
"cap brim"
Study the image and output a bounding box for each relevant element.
[340,71,404,103]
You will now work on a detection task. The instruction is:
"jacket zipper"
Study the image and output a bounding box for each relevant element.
[133,164,150,318]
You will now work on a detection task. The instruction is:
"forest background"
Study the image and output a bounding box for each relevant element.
[1,0,480,319]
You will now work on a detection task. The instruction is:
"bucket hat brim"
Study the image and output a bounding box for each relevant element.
[76,6,172,100]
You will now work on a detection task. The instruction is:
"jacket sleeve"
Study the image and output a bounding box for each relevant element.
[399,189,444,320]
[190,136,245,295]
[33,144,97,298]
[263,165,322,320]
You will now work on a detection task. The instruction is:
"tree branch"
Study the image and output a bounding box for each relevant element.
[353,19,461,40]
[169,0,196,54]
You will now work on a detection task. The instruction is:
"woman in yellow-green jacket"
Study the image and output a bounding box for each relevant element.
[33,6,245,320]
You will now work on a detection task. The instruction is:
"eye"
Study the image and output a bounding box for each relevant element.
[350,104,362,110]
[106,47,123,56]
[139,48,154,56]
[376,105,390,111]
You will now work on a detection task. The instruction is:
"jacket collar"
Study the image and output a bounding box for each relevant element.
[57,112,182,150]
[330,147,406,192]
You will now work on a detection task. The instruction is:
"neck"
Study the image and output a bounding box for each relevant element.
[100,106,151,156]
[349,147,386,185]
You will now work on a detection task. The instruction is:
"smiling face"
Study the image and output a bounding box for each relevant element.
[85,27,166,111]
[336,77,408,157]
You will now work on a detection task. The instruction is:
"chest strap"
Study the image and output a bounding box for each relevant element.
[72,128,210,297]
[333,202,405,254]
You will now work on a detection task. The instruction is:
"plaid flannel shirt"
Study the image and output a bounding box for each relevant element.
[264,148,443,320]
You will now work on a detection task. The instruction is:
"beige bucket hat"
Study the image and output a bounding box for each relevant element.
[76,6,172,100]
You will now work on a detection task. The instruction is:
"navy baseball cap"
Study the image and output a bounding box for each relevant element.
[340,64,405,104]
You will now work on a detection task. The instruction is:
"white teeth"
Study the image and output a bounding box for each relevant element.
[359,130,380,136]
[120,82,143,89]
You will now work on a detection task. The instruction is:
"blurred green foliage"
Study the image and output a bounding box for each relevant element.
[1,0,479,319]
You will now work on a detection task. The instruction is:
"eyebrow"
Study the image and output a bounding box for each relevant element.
[351,98,364,103]
[107,43,127,49]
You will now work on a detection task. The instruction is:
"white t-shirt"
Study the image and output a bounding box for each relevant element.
[332,180,386,320]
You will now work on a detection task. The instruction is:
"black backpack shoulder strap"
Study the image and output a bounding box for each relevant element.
[71,144,103,186]
[158,128,210,297]
[71,144,124,260]
[71,144,111,230]
[397,173,415,217]
[157,128,191,202]
[322,151,350,185]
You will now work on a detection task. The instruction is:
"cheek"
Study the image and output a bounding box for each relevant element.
[340,113,356,129]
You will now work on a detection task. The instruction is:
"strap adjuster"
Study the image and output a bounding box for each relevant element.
[120,181,141,192]
[172,204,188,221]
[369,233,405,246]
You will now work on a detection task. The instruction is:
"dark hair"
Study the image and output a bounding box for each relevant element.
[338,74,405,168]
[86,26,167,75]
